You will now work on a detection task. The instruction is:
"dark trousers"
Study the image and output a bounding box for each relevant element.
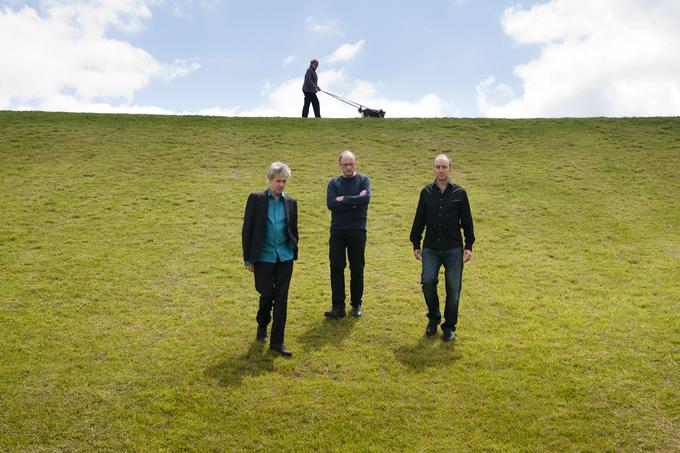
[254,260,293,345]
[329,229,366,308]
[302,92,320,118]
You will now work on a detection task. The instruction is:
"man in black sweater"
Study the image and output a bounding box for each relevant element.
[325,150,371,318]
[410,154,475,341]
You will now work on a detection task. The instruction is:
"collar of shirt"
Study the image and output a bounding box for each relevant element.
[431,179,453,192]
[266,188,286,201]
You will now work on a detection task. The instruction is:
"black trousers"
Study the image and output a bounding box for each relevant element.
[302,92,320,118]
[329,229,366,308]
[254,260,293,345]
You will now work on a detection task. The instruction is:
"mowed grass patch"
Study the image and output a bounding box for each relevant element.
[1,112,679,451]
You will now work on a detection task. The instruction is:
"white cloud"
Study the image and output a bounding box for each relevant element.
[168,0,222,18]
[210,69,446,118]
[476,76,516,113]
[305,16,341,36]
[0,1,198,111]
[282,55,296,67]
[164,58,202,80]
[326,40,365,64]
[48,0,151,34]
[11,93,175,115]
[260,81,272,97]
[478,0,680,117]
[196,106,241,116]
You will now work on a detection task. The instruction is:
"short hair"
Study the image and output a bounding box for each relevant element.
[310,59,319,66]
[433,154,452,168]
[267,162,291,180]
[338,150,357,163]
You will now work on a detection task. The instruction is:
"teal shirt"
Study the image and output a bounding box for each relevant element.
[257,190,294,263]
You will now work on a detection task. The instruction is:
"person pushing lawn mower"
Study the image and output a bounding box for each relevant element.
[301,57,385,118]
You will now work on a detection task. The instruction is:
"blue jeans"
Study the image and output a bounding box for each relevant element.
[421,247,464,332]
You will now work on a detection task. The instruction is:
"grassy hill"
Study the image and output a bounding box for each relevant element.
[1,111,679,451]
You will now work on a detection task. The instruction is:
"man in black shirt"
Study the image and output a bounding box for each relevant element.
[410,154,475,341]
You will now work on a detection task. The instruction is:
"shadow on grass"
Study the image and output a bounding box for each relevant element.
[393,336,462,373]
[205,341,275,387]
[298,317,357,351]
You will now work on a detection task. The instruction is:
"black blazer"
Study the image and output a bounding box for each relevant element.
[242,190,299,263]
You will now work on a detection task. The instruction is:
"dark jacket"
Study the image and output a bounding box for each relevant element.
[242,191,299,263]
[302,67,319,93]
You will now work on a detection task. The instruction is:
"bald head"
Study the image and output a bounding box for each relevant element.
[433,154,452,169]
[433,154,452,184]
[338,150,357,163]
[338,150,358,178]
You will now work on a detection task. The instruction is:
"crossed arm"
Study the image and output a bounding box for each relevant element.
[326,179,371,211]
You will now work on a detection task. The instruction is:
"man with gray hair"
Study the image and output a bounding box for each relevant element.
[410,154,475,341]
[242,162,299,356]
[324,150,371,318]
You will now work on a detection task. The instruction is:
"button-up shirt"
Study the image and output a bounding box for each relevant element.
[257,190,294,263]
[410,179,475,251]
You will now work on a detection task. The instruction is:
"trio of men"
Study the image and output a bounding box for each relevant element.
[241,152,475,357]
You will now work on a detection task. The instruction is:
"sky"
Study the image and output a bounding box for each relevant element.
[1,0,680,118]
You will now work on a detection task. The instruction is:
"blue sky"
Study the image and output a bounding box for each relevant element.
[2,0,679,117]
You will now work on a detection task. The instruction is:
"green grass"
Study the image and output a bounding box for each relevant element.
[1,111,679,452]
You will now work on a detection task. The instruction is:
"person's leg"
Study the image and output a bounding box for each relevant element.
[254,262,276,328]
[311,93,321,118]
[421,248,443,326]
[270,260,293,346]
[302,93,312,118]
[441,247,464,333]
[329,232,347,310]
[347,230,366,308]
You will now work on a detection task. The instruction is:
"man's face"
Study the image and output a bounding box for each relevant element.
[339,155,357,177]
[268,175,288,196]
[312,62,318,70]
[433,158,451,181]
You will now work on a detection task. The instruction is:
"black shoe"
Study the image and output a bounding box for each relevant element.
[425,322,438,336]
[324,307,346,318]
[350,305,363,317]
[269,344,293,357]
[256,325,267,342]
[443,330,456,342]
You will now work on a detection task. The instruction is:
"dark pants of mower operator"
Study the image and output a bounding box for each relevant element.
[254,259,293,345]
[329,229,366,309]
[302,92,320,118]
[421,247,463,332]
